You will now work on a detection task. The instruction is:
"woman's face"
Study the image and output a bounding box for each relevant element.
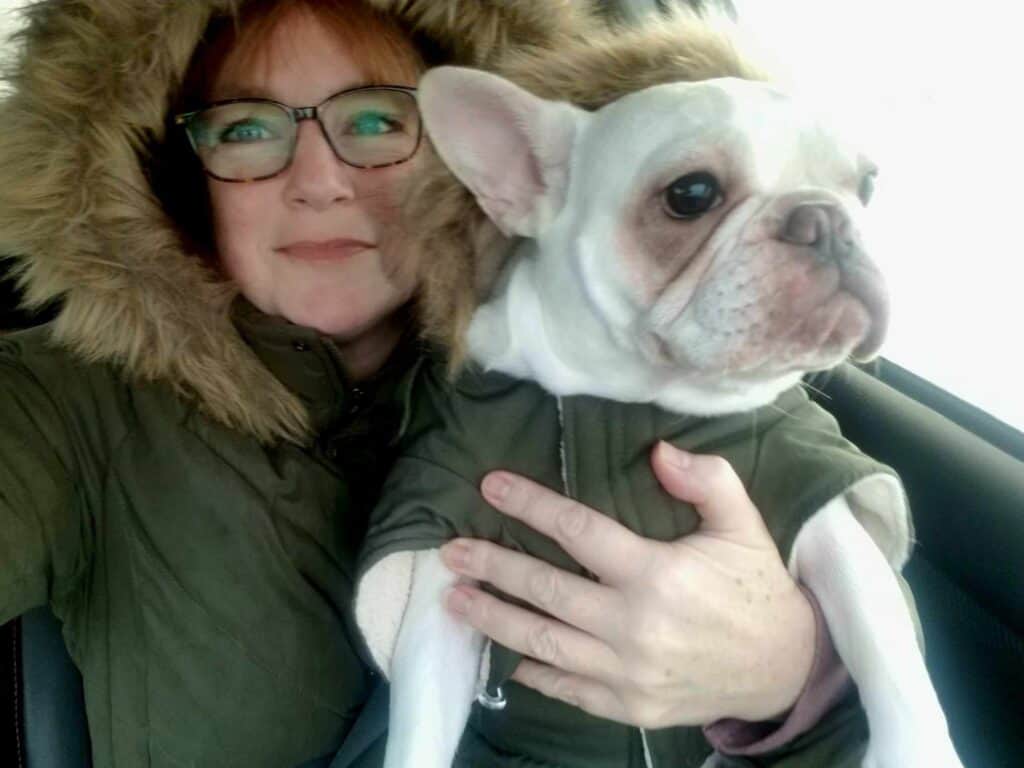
[207,10,421,339]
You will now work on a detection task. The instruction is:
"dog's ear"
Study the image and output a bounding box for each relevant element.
[417,66,584,238]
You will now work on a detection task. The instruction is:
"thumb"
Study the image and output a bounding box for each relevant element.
[650,441,770,542]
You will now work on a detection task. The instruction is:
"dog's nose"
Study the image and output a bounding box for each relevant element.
[780,204,853,261]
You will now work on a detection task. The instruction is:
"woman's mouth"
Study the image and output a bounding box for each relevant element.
[276,239,375,262]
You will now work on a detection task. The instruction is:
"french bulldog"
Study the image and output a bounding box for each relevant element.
[355,65,963,768]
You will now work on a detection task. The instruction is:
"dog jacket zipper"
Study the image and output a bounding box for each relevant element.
[556,396,656,768]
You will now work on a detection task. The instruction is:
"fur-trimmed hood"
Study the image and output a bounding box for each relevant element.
[0,0,599,444]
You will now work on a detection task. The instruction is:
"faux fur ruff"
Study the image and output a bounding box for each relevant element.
[407,11,771,369]
[0,0,598,444]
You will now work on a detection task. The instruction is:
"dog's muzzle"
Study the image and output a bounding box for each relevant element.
[780,202,889,359]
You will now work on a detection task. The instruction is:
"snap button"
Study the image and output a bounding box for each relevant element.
[348,386,366,415]
[292,341,310,352]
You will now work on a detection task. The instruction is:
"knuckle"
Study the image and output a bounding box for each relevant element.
[648,578,678,610]
[556,501,589,540]
[527,622,561,665]
[528,568,561,610]
[628,605,675,650]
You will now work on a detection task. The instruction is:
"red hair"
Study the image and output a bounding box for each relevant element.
[186,0,424,106]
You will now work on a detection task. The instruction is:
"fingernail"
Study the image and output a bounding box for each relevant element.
[482,473,511,503]
[440,540,472,572]
[659,441,692,469]
[445,586,473,615]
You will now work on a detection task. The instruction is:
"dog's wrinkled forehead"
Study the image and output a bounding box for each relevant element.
[575,77,863,205]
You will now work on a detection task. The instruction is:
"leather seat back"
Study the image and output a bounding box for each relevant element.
[19,607,92,768]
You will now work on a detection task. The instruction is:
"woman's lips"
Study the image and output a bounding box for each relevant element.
[276,239,375,262]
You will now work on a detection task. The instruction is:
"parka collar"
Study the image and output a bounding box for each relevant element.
[231,296,421,438]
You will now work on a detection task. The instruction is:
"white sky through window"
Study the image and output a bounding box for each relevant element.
[732,0,1024,431]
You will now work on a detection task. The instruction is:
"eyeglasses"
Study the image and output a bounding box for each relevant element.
[174,85,422,182]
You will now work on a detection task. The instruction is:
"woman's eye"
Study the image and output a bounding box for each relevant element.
[220,120,275,143]
[348,111,399,137]
[663,171,724,219]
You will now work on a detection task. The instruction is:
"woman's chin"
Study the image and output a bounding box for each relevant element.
[284,295,408,341]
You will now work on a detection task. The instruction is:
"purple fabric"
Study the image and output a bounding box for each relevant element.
[703,587,852,755]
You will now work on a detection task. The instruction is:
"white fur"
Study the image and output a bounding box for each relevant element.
[465,232,807,415]
[379,551,484,768]
[791,495,961,768]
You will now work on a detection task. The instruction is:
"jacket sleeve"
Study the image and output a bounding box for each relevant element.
[357,456,483,573]
[706,392,922,760]
[357,358,547,582]
[0,341,84,623]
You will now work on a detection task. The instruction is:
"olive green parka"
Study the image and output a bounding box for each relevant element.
[0,2,595,766]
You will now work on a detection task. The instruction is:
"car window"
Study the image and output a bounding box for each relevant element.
[0,1,22,74]
[731,0,1024,432]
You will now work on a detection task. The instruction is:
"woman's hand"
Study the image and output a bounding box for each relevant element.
[439,441,816,728]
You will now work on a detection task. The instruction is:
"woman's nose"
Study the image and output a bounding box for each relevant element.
[284,119,357,209]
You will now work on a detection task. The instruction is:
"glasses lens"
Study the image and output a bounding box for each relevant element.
[186,102,294,181]
[320,88,421,168]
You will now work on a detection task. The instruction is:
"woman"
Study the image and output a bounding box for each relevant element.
[0,1,852,766]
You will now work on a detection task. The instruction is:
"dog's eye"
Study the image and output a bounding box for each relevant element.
[858,171,877,205]
[663,172,723,219]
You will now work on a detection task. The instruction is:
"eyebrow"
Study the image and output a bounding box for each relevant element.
[209,80,373,103]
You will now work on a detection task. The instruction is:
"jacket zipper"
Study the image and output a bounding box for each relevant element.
[555,397,655,768]
[640,728,655,768]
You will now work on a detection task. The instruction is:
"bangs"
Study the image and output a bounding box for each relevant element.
[192,0,424,103]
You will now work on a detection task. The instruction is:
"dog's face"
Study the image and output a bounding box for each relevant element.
[574,78,886,385]
[419,69,887,399]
